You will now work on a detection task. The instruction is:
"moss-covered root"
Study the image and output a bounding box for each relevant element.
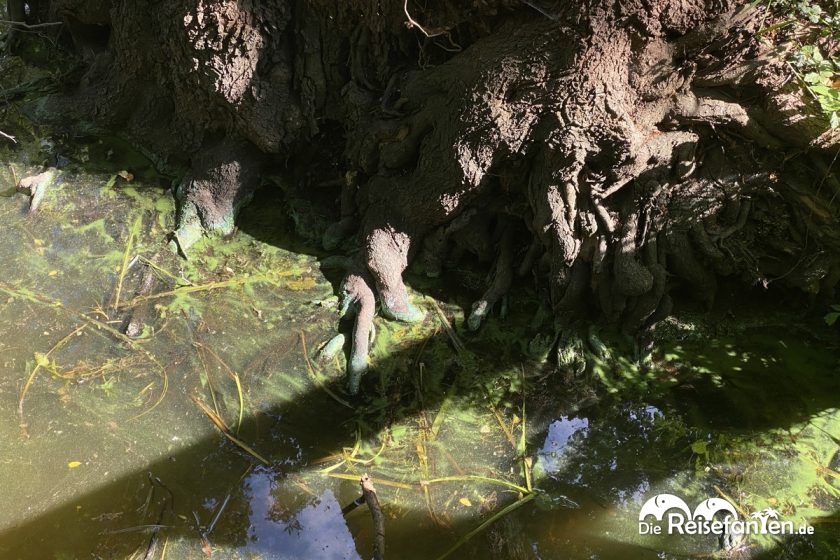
[170,137,261,255]
[340,272,376,395]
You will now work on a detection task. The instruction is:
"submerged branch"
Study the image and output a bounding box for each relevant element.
[361,474,386,560]
[191,396,269,465]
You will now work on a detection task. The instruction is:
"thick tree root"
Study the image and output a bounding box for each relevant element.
[171,137,261,255]
[363,227,425,323]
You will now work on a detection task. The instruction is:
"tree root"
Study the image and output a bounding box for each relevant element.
[468,221,515,330]
[171,137,261,255]
[18,168,57,216]
[339,271,376,395]
[364,226,425,323]
[323,171,359,251]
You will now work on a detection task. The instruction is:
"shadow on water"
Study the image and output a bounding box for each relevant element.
[0,161,837,559]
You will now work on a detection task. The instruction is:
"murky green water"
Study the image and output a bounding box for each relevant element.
[0,132,838,560]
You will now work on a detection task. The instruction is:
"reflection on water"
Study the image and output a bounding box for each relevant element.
[535,415,589,477]
[244,470,359,559]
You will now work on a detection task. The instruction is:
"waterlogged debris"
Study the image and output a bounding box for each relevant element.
[193,341,245,434]
[532,488,580,510]
[67,461,82,469]
[360,474,385,560]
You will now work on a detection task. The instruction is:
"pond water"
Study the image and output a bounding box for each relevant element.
[0,135,838,560]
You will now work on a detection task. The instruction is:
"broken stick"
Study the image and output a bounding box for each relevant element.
[360,474,385,560]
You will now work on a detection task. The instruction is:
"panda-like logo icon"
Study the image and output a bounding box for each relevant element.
[638,494,692,521]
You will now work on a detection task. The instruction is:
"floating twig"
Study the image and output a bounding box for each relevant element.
[0,129,16,143]
[713,484,750,519]
[429,300,465,355]
[324,472,415,490]
[120,270,293,309]
[489,403,516,448]
[193,341,245,433]
[519,366,532,492]
[191,396,269,465]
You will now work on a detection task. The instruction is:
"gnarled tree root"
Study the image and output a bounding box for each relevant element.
[171,137,262,255]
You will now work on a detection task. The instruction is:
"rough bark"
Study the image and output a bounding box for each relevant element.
[26,0,840,391]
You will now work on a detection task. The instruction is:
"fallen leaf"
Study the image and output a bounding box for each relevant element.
[117,170,134,182]
[459,497,472,507]
[68,461,82,468]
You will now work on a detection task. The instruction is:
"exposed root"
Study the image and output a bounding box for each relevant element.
[364,226,425,323]
[468,221,515,331]
[172,137,261,255]
[517,237,542,278]
[339,271,376,395]
[613,207,654,298]
[18,168,57,216]
[323,171,359,251]
[420,209,476,278]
